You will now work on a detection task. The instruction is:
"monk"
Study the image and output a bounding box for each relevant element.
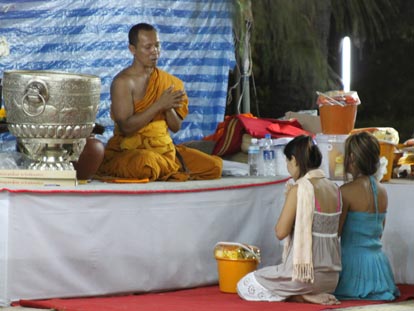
[97,23,222,181]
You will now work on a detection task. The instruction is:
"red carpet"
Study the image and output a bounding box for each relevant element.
[17,285,414,311]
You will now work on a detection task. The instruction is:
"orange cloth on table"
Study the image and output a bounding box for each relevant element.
[97,68,222,181]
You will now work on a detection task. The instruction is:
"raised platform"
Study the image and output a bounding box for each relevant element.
[380,180,414,285]
[0,177,412,306]
[0,177,288,306]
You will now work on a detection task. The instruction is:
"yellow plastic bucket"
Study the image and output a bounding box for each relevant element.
[214,242,261,294]
[319,104,358,134]
[379,141,396,181]
[215,258,258,293]
[317,91,360,135]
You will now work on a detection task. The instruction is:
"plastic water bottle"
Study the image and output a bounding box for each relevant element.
[258,138,265,176]
[247,138,260,176]
[273,137,292,176]
[262,134,276,176]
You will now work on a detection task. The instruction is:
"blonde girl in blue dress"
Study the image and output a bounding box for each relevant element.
[334,132,400,300]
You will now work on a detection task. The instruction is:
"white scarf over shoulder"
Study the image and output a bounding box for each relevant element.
[283,168,325,283]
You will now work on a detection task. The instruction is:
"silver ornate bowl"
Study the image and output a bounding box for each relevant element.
[2,70,101,170]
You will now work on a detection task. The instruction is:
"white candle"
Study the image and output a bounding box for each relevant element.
[341,36,351,92]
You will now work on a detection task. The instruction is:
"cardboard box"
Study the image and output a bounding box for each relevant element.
[285,111,322,135]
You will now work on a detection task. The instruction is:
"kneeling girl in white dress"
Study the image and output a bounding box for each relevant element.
[237,135,342,306]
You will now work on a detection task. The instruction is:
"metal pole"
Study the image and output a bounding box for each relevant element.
[241,20,251,114]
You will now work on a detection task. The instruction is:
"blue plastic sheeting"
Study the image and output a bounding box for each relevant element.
[0,0,235,148]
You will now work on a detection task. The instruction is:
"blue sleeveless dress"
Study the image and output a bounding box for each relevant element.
[334,176,400,300]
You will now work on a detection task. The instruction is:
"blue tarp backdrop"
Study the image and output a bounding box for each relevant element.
[0,0,235,149]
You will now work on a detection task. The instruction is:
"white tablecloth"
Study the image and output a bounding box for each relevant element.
[0,177,287,306]
[381,181,414,285]
[0,177,412,306]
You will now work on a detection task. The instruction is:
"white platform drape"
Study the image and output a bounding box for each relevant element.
[0,177,287,306]
[0,177,412,306]
[381,182,414,285]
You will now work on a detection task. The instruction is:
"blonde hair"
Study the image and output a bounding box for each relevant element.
[344,132,380,180]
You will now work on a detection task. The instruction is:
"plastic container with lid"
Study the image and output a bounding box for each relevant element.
[315,134,348,180]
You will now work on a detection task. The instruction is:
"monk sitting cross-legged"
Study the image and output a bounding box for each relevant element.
[97,23,222,181]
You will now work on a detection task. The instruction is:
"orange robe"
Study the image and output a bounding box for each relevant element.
[98,68,222,181]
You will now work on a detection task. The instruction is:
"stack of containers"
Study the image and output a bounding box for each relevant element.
[316,90,361,180]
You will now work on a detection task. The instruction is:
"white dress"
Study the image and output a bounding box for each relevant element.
[237,206,342,301]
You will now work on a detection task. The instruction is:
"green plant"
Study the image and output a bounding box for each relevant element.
[231,0,398,118]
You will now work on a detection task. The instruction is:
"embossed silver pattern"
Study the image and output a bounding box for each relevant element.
[2,70,101,170]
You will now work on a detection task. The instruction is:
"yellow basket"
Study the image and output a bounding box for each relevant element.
[214,242,260,293]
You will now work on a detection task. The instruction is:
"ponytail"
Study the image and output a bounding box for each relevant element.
[284,135,322,178]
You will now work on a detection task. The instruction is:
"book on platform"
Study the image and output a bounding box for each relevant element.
[0,177,77,187]
[0,168,77,180]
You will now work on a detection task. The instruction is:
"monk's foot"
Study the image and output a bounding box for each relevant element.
[301,293,340,305]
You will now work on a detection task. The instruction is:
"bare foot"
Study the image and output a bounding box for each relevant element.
[301,293,340,305]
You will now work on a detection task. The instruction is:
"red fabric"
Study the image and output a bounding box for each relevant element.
[237,115,307,139]
[211,114,310,156]
[212,116,246,156]
[235,115,277,138]
[204,113,254,142]
[267,122,313,137]
[17,284,414,311]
